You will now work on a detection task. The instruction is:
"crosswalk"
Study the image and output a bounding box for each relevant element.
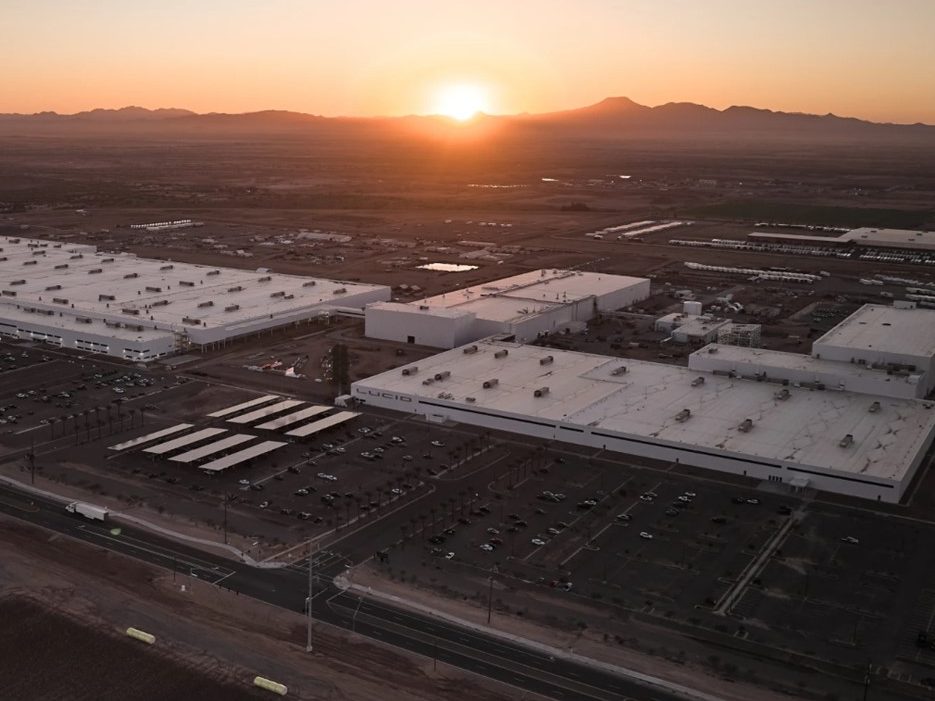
[287,548,346,575]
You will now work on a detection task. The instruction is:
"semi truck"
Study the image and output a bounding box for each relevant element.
[65,501,109,521]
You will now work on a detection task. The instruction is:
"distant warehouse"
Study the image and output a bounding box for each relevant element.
[353,328,935,503]
[0,236,390,361]
[365,269,650,348]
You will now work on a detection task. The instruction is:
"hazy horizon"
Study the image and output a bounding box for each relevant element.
[4,0,935,124]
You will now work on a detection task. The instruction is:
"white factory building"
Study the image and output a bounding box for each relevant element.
[352,303,935,503]
[365,269,650,348]
[0,236,390,361]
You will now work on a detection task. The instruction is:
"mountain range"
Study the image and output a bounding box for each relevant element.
[1,98,932,141]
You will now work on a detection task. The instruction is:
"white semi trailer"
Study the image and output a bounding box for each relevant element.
[65,502,109,521]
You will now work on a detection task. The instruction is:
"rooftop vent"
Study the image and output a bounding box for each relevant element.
[868,401,881,413]
[675,408,692,422]
[54,263,69,270]
[463,345,479,354]
[228,286,243,293]
[152,299,170,307]
[691,376,705,387]
[123,272,139,279]
[179,280,195,287]
[465,396,476,403]
[207,269,220,276]
[145,286,162,293]
[88,268,102,274]
[98,294,115,301]
[334,287,347,294]
[483,378,499,389]
[839,434,854,448]
[774,388,791,401]
[160,264,174,271]
[224,304,240,312]
[419,305,430,310]
[122,308,140,315]
[46,284,63,291]
[494,349,509,359]
[22,260,37,266]
[258,275,272,282]
[302,280,317,287]
[102,257,114,263]
[1,290,16,297]
[401,366,418,376]
[611,366,628,376]
[270,291,285,298]
[70,254,83,259]
[539,355,554,366]
[52,297,68,305]
[197,300,214,308]
[9,280,25,286]
[707,346,719,354]
[421,377,435,386]
[533,386,550,398]
[737,418,754,433]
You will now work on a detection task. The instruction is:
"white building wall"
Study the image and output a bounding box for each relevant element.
[350,386,912,502]
[811,344,935,395]
[595,278,651,310]
[364,305,476,348]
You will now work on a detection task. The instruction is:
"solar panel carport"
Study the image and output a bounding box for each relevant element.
[255,405,331,431]
[143,428,227,455]
[207,394,280,418]
[285,411,359,438]
[169,434,258,464]
[108,423,193,451]
[227,399,305,425]
[198,440,288,473]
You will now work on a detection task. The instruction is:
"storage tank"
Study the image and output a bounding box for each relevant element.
[683,300,702,315]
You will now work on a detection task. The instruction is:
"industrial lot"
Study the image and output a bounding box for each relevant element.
[4,197,935,700]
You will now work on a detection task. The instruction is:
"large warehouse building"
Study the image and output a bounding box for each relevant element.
[365,269,650,348]
[0,236,390,360]
[353,302,935,502]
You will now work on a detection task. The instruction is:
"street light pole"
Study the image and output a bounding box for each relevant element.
[306,540,314,653]
[487,574,493,624]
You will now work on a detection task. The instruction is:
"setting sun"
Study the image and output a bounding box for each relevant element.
[431,84,490,121]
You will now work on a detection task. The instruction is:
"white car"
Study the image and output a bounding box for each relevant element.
[841,536,859,545]
[445,552,455,560]
[639,531,653,540]
[531,538,547,546]
[683,491,697,498]
[390,488,403,495]
[431,440,445,448]
[639,495,654,503]
[238,479,251,486]
[479,543,495,552]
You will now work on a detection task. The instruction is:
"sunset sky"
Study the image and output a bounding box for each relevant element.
[3,0,935,123]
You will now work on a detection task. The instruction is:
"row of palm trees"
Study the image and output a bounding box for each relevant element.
[45,404,145,442]
[399,485,480,542]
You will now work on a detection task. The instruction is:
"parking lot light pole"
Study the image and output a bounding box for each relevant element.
[487,574,493,624]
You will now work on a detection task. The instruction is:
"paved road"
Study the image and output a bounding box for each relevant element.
[0,483,702,701]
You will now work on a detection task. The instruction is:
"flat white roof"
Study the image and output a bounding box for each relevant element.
[0,236,389,343]
[198,440,288,473]
[286,410,359,438]
[169,434,258,464]
[254,405,331,431]
[692,344,915,380]
[207,394,280,418]
[403,269,648,323]
[749,227,935,251]
[355,340,935,484]
[814,304,935,359]
[227,399,305,425]
[143,427,227,455]
[108,423,194,451]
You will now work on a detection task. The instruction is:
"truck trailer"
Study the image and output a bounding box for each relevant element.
[65,501,109,521]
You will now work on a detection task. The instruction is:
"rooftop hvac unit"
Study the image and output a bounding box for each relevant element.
[419,305,429,310]
[839,434,854,448]
[422,377,435,385]
[494,349,509,359]
[334,287,347,294]
[70,254,83,259]
[434,370,451,381]
[54,263,69,270]
[76,317,92,324]
[122,308,140,315]
[611,366,628,376]
[539,355,554,365]
[402,366,418,376]
[868,401,881,413]
[23,260,37,266]
[98,294,115,301]
[302,280,317,287]
[774,388,791,401]
[483,378,499,389]
[463,345,479,354]
[123,272,138,279]
[88,268,102,274]
[225,304,240,312]
[437,391,453,399]
[707,346,719,354]
[179,280,195,287]
[207,269,220,276]
[152,299,170,306]
[228,286,243,293]
[284,294,295,300]
[691,376,705,387]
[145,286,162,293]
[737,418,753,433]
[52,297,68,305]
[466,396,476,403]
[258,275,272,282]
[533,386,550,397]
[198,301,214,308]
[10,280,25,286]
[182,316,200,325]
[46,284,63,291]
[675,408,692,422]
[1,290,16,297]
[160,264,174,271]
[270,291,286,298]
[102,257,114,263]
[130,325,144,332]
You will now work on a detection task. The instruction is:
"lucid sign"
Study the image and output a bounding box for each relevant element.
[356,388,413,403]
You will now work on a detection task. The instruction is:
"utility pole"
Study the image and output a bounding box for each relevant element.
[27,440,35,485]
[222,494,229,545]
[863,660,872,701]
[487,573,494,624]
[306,541,314,652]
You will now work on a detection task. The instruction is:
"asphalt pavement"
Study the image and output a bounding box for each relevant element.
[0,483,708,701]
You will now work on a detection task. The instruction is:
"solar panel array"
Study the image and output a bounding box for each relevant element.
[286,410,360,438]
[227,399,305,425]
[143,427,227,455]
[199,440,288,473]
[170,434,257,464]
[206,394,280,418]
[108,423,193,451]
[254,405,331,431]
